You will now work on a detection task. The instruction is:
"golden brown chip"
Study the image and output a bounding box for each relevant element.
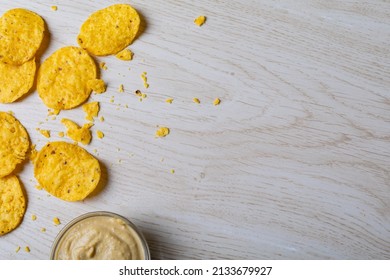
[0,59,36,103]
[0,8,45,65]
[0,112,30,178]
[82,102,100,121]
[37,46,97,110]
[34,141,101,201]
[77,4,141,56]
[0,175,26,235]
[61,118,93,145]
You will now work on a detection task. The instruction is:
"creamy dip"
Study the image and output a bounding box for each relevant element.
[53,215,146,260]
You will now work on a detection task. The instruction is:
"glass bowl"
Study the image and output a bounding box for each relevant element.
[50,211,150,260]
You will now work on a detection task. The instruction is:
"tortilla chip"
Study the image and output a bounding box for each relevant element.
[0,8,45,65]
[37,46,97,110]
[77,4,140,55]
[34,141,101,201]
[0,112,29,178]
[0,59,36,103]
[0,175,26,235]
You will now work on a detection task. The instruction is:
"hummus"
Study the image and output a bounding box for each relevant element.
[53,214,148,260]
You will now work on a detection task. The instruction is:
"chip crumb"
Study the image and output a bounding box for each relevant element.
[213,98,221,106]
[99,62,108,70]
[58,131,64,137]
[31,214,37,221]
[170,169,175,174]
[141,72,149,88]
[82,101,100,121]
[38,129,51,138]
[29,144,38,163]
[53,217,61,225]
[51,6,58,11]
[24,246,30,253]
[48,108,61,116]
[165,98,174,104]
[96,130,104,139]
[88,79,106,94]
[193,98,201,104]
[194,15,206,26]
[155,127,170,138]
[41,227,46,232]
[118,84,124,93]
[15,246,21,253]
[99,116,105,122]
[115,49,133,61]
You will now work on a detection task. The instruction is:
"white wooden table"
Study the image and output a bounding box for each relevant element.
[0,0,389,260]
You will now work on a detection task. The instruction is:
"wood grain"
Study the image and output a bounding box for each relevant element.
[0,0,389,259]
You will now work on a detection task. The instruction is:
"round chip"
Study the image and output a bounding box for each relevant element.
[0,8,45,65]
[0,112,30,178]
[34,141,101,201]
[0,59,36,103]
[37,46,97,110]
[0,175,26,236]
[77,4,141,56]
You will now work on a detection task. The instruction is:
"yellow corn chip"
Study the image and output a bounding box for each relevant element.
[77,4,141,56]
[0,59,36,103]
[0,112,29,178]
[37,46,97,110]
[34,141,101,201]
[0,175,26,235]
[0,8,45,65]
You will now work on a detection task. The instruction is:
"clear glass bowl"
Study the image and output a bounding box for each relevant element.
[50,211,150,260]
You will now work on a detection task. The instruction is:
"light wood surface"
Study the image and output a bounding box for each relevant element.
[0,0,389,259]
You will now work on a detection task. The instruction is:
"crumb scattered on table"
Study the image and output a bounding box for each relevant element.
[96,130,104,139]
[194,15,206,26]
[155,127,170,138]
[53,217,61,226]
[213,98,221,106]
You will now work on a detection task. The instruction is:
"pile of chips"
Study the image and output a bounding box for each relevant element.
[0,4,141,235]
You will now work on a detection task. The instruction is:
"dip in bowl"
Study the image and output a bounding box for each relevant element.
[51,211,150,260]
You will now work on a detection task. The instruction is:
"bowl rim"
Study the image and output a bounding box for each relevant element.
[50,211,151,260]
